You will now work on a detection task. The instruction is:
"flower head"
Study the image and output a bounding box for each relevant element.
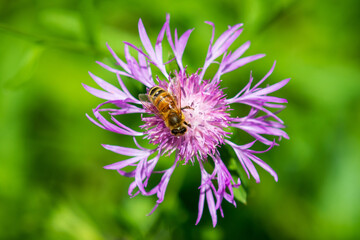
[84,14,289,227]
[141,71,231,163]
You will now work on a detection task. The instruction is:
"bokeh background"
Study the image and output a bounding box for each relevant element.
[1,0,359,239]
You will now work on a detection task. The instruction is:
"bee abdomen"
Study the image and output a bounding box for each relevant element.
[149,87,176,112]
[149,86,164,99]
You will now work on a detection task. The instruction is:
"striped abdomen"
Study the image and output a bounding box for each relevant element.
[149,86,177,113]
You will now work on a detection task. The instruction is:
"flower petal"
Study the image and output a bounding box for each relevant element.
[102,144,149,156]
[104,156,143,170]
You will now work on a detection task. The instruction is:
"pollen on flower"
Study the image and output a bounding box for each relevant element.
[141,71,231,164]
[84,14,289,227]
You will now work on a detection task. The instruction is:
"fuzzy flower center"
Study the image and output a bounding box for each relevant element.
[141,71,231,163]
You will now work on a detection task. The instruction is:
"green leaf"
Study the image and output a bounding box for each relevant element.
[233,185,247,205]
[227,153,249,187]
[228,158,238,171]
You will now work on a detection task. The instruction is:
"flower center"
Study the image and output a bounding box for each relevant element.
[141,71,231,163]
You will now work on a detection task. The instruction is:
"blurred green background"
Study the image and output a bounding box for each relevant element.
[1,0,359,239]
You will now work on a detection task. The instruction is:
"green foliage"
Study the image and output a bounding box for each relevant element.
[0,0,359,239]
[233,185,247,205]
[3,45,44,89]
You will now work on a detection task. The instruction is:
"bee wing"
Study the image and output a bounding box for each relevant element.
[138,93,161,117]
[170,76,182,112]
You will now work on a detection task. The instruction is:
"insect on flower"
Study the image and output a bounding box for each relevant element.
[84,14,290,227]
[138,81,192,136]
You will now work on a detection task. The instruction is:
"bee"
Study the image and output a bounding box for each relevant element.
[139,85,191,136]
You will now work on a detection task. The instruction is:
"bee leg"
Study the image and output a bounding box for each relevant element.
[181,106,193,110]
[184,121,192,128]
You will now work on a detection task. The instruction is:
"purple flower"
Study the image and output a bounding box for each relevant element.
[84,14,289,227]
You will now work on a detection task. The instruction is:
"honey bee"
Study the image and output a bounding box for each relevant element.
[139,85,191,136]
